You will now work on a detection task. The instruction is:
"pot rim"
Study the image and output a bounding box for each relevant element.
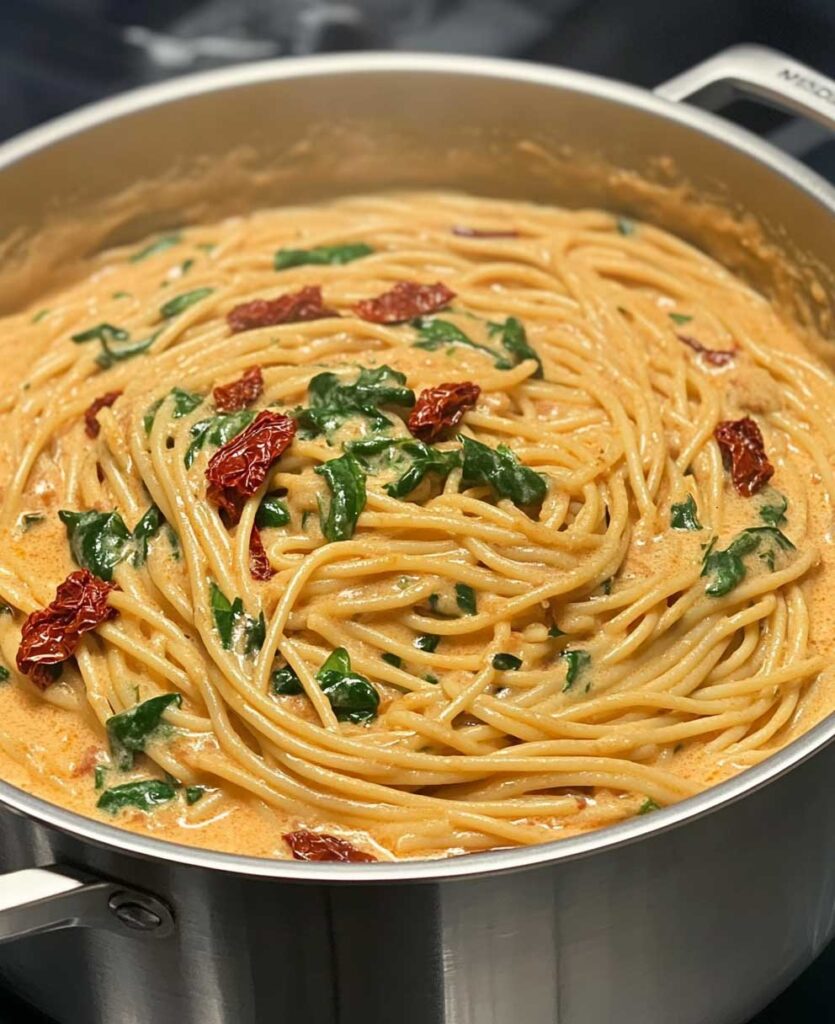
[1,50,834,883]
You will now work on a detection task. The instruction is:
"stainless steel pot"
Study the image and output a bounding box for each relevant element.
[0,45,834,1024]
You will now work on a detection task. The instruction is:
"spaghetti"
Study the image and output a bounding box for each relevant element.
[0,190,832,861]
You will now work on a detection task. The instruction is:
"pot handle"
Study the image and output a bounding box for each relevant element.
[655,44,835,133]
[0,866,174,943]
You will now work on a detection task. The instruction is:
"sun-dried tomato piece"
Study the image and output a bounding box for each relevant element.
[17,569,118,690]
[84,391,122,439]
[452,226,519,238]
[352,281,456,324]
[408,381,481,442]
[283,829,376,863]
[677,334,735,368]
[213,366,264,413]
[714,416,774,497]
[227,286,337,334]
[71,745,103,777]
[206,410,297,525]
[249,525,275,581]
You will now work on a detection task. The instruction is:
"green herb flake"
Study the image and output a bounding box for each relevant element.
[94,765,106,790]
[701,526,794,597]
[460,435,547,508]
[185,785,206,805]
[638,798,661,815]
[492,652,522,671]
[670,494,702,531]
[166,526,181,561]
[381,652,402,669]
[548,624,565,638]
[106,692,182,770]
[97,779,177,814]
[414,634,440,653]
[0,665,9,683]
[455,583,477,615]
[112,291,132,300]
[130,233,181,263]
[72,323,129,346]
[32,308,50,323]
[616,217,636,236]
[316,647,380,723]
[486,317,543,377]
[255,495,291,529]
[315,452,367,542]
[759,491,788,528]
[424,673,439,685]
[160,287,214,319]
[413,318,511,369]
[669,312,693,326]
[274,243,374,271]
[560,649,591,691]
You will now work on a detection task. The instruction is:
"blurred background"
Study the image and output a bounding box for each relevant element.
[0,1,834,1021]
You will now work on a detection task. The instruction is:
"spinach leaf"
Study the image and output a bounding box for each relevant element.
[185,786,206,805]
[185,409,255,468]
[72,323,129,346]
[97,779,177,814]
[414,634,440,653]
[296,365,415,436]
[72,323,160,369]
[413,318,511,368]
[256,495,290,528]
[670,494,702,531]
[274,243,373,270]
[97,332,159,369]
[701,526,794,597]
[209,583,239,650]
[59,509,131,581]
[209,583,264,654]
[487,317,543,377]
[316,647,379,723]
[160,287,214,319]
[492,652,522,671]
[560,649,590,691]
[130,233,181,263]
[271,663,303,695]
[94,765,106,789]
[455,583,477,615]
[669,312,693,326]
[0,665,9,682]
[347,436,460,498]
[638,797,660,815]
[166,525,181,561]
[144,387,203,434]
[132,505,163,567]
[381,653,402,668]
[460,435,547,507]
[106,692,182,770]
[759,491,788,528]
[315,453,367,542]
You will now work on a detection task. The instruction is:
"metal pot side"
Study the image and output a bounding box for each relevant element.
[0,48,833,1024]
